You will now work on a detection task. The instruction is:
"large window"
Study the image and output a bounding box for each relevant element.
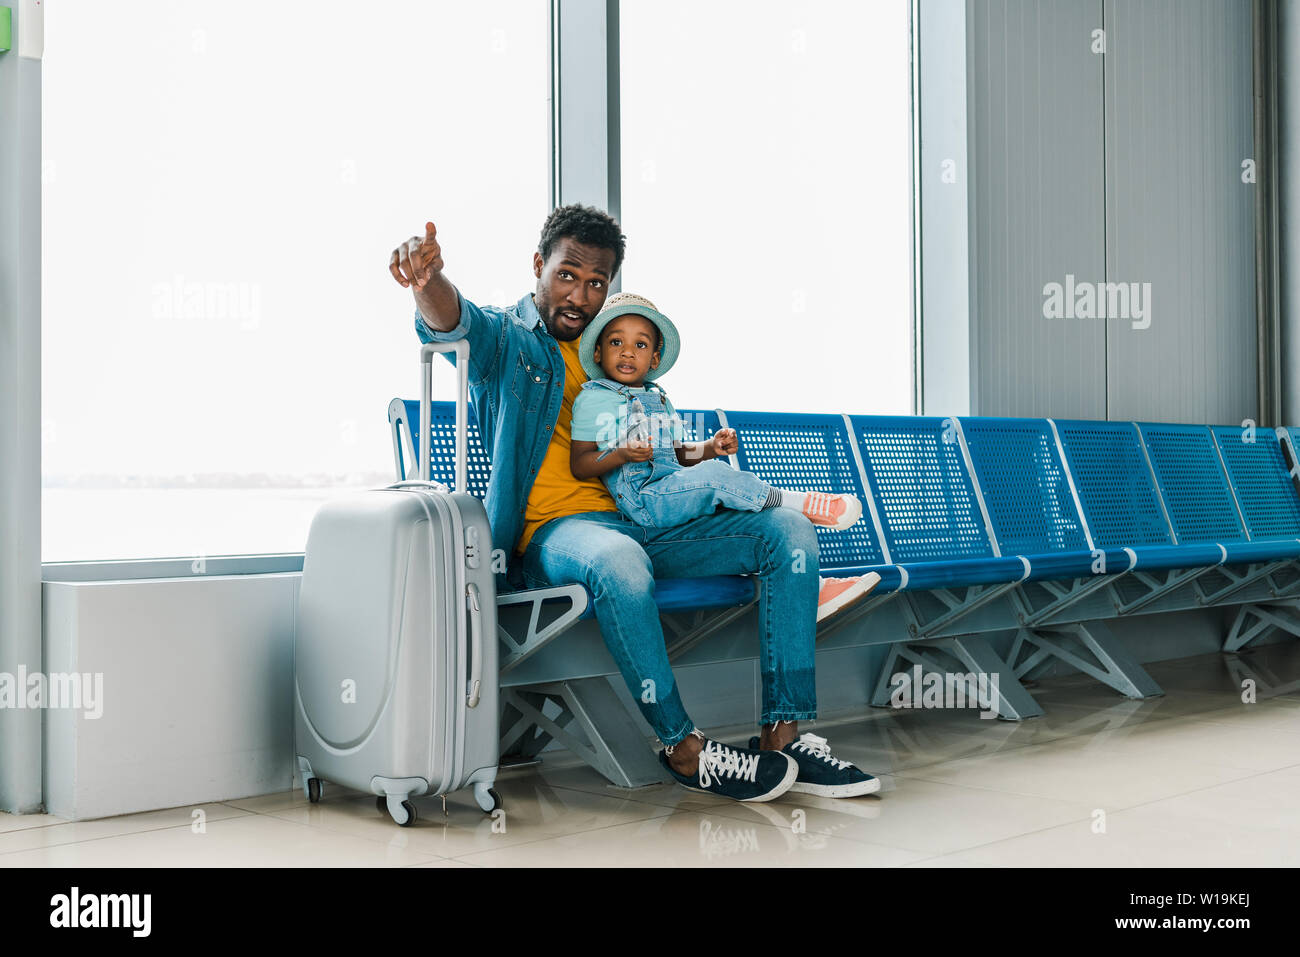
[42,0,550,561]
[619,0,913,417]
[41,1,913,563]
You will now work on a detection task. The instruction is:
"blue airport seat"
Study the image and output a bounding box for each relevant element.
[1218,539,1300,564]
[1137,422,1245,543]
[675,407,723,444]
[1135,422,1300,564]
[1017,548,1135,582]
[392,397,493,498]
[1052,418,1223,572]
[1123,542,1230,570]
[573,574,755,620]
[849,414,992,565]
[1052,420,1300,572]
[957,415,1126,581]
[724,409,886,570]
[1211,426,1300,540]
[842,415,1022,592]
[720,411,1052,596]
[876,556,1029,591]
[1208,425,1300,563]
[1053,419,1173,548]
[390,398,1300,615]
[959,416,1089,555]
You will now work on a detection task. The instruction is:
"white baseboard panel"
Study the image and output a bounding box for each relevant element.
[41,574,299,820]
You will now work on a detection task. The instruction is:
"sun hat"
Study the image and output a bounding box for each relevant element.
[578,292,681,382]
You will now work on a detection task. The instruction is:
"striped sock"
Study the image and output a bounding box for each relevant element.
[761,488,808,511]
[777,489,807,511]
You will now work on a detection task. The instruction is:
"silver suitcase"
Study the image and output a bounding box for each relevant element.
[294,339,500,826]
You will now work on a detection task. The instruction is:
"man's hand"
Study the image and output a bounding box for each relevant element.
[389,221,445,290]
[391,220,459,332]
[620,438,655,463]
[710,428,739,457]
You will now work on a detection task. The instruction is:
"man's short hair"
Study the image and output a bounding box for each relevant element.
[539,204,627,278]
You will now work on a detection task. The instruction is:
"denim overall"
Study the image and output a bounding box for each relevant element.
[581,377,775,528]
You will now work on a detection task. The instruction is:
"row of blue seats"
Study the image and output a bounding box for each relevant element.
[389,399,1300,612]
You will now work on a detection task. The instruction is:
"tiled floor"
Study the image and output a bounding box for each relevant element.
[2,644,1298,867]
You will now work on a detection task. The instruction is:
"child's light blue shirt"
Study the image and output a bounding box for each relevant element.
[571,384,686,451]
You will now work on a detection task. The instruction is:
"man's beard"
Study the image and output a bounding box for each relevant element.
[538,298,588,341]
[544,315,584,341]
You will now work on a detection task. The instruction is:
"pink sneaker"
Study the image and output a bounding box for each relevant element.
[816,573,882,624]
[800,491,863,530]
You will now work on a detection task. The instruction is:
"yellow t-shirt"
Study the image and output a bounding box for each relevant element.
[515,337,619,555]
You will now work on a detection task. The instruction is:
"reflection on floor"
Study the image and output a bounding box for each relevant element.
[3,644,1299,867]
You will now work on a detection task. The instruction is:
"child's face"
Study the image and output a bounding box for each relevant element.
[594,315,661,384]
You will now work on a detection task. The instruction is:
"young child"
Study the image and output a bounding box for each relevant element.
[569,292,881,621]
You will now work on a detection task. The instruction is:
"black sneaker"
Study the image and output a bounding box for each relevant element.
[659,732,798,803]
[748,732,881,798]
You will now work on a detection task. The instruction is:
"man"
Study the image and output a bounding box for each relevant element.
[388,205,880,802]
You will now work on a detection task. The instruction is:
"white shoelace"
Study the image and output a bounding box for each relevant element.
[697,740,760,788]
[790,733,851,770]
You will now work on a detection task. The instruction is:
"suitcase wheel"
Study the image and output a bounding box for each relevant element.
[394,801,418,827]
[474,783,502,814]
[306,778,323,804]
[377,794,419,827]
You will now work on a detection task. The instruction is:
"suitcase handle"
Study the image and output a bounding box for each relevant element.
[389,479,449,493]
[419,339,470,492]
[466,582,484,708]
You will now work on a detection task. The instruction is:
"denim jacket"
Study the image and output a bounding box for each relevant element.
[414,291,567,591]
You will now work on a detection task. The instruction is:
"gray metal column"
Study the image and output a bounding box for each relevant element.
[1255,0,1282,428]
[1279,0,1300,425]
[551,0,620,235]
[915,0,972,415]
[0,1,44,814]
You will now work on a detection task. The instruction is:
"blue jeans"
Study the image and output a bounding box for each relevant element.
[612,457,772,528]
[520,507,820,747]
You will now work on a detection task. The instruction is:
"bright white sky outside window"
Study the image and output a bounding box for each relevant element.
[42,0,912,562]
[619,0,912,417]
[42,0,549,560]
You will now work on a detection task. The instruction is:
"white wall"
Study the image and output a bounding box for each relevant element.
[922,0,1259,423]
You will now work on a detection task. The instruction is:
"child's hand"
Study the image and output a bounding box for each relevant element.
[710,428,739,457]
[621,438,654,463]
